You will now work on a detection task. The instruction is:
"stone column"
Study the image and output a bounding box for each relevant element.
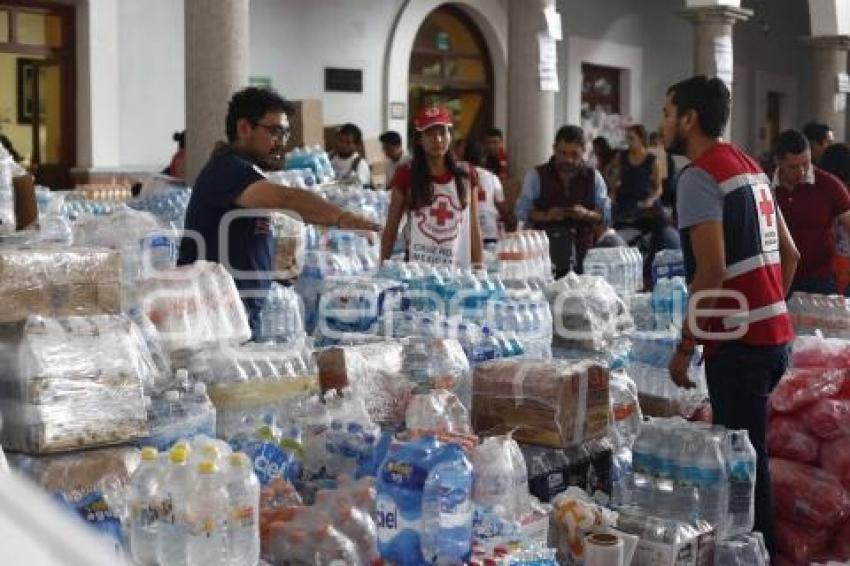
[184,0,250,183]
[677,5,752,137]
[507,0,556,182]
[806,36,850,142]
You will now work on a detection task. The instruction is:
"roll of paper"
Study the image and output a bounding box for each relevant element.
[585,532,624,566]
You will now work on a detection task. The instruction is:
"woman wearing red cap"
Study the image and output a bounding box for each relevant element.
[380,105,483,267]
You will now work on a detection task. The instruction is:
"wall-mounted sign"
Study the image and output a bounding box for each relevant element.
[838,72,850,94]
[390,102,406,120]
[325,68,363,93]
[436,31,450,51]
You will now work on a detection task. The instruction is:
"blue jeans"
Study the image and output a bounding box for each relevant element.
[705,341,790,558]
[791,275,838,295]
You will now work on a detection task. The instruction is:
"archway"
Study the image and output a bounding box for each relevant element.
[384,0,507,147]
[407,5,493,148]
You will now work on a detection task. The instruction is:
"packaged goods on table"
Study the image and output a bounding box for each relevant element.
[472,358,610,449]
[0,246,120,323]
[547,486,621,565]
[0,314,154,454]
[8,445,141,541]
[135,261,251,356]
[546,273,633,362]
[521,438,614,504]
[187,342,317,441]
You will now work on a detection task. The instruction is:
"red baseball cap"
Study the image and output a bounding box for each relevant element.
[414,106,453,132]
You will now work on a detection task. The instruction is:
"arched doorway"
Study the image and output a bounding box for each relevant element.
[407,5,493,149]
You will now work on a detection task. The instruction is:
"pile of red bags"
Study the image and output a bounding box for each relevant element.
[769,335,850,564]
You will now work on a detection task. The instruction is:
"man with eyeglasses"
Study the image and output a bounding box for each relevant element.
[178,87,380,336]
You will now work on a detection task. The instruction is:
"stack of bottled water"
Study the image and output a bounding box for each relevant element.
[315,277,404,343]
[376,435,474,565]
[651,248,686,286]
[256,282,306,344]
[629,418,757,540]
[628,330,708,410]
[320,184,390,225]
[322,390,381,480]
[787,291,850,338]
[651,276,688,330]
[283,146,335,185]
[129,187,191,229]
[583,247,644,294]
[137,370,217,451]
[126,439,261,566]
[266,168,317,189]
[494,231,552,281]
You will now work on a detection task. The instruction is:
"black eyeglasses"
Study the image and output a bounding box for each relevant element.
[253,122,291,140]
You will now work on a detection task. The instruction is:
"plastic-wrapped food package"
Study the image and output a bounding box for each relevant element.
[771,458,850,528]
[767,415,820,464]
[615,507,715,566]
[0,246,121,323]
[804,397,850,440]
[406,390,471,436]
[820,437,850,490]
[316,341,413,426]
[401,338,472,410]
[0,141,23,234]
[0,315,153,454]
[8,446,140,541]
[792,334,850,369]
[546,273,633,357]
[776,519,831,565]
[136,261,251,355]
[472,358,610,449]
[770,368,846,413]
[471,435,530,522]
[548,486,618,565]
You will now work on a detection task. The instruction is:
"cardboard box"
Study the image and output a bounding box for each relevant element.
[473,359,610,449]
[285,99,324,151]
[0,247,121,323]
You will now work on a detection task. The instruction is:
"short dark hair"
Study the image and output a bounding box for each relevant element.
[225,87,294,143]
[463,139,483,165]
[666,75,730,138]
[485,128,503,139]
[379,130,402,146]
[818,143,850,185]
[802,122,832,145]
[554,125,585,146]
[627,124,648,147]
[774,129,810,158]
[338,123,363,144]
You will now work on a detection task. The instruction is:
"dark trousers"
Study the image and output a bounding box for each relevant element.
[704,341,790,557]
[790,275,838,296]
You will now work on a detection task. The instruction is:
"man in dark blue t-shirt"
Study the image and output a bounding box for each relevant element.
[178,87,380,335]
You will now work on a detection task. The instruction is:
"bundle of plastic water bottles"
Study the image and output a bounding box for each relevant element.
[281,146,335,185]
[787,291,850,339]
[128,187,191,229]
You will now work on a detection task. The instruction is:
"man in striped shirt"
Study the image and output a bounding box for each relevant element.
[663,76,799,557]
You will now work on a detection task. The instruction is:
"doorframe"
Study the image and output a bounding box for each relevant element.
[752,70,798,156]
[0,0,76,181]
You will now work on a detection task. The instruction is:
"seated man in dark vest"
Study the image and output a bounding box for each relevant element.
[515,125,610,277]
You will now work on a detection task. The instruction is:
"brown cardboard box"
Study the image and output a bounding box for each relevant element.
[473,359,610,449]
[0,247,121,323]
[285,99,324,151]
[317,341,405,393]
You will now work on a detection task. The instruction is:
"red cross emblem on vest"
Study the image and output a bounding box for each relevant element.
[758,187,774,227]
[430,201,455,226]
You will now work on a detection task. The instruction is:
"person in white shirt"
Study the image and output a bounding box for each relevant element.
[462,140,512,244]
[330,123,371,186]
[379,130,410,188]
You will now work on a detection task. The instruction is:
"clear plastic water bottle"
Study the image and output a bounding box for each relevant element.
[157,446,192,566]
[186,461,229,566]
[420,444,474,565]
[670,429,700,523]
[723,430,757,537]
[129,447,161,566]
[225,453,260,566]
[631,424,656,509]
[694,434,729,537]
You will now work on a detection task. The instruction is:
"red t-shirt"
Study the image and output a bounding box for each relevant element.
[776,167,850,280]
[391,163,479,200]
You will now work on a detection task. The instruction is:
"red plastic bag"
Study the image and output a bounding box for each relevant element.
[821,437,850,490]
[770,368,845,413]
[792,335,850,369]
[776,519,831,564]
[831,520,850,560]
[805,398,850,440]
[768,415,820,463]
[771,458,850,528]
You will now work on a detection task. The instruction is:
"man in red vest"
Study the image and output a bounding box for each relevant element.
[664,76,799,557]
